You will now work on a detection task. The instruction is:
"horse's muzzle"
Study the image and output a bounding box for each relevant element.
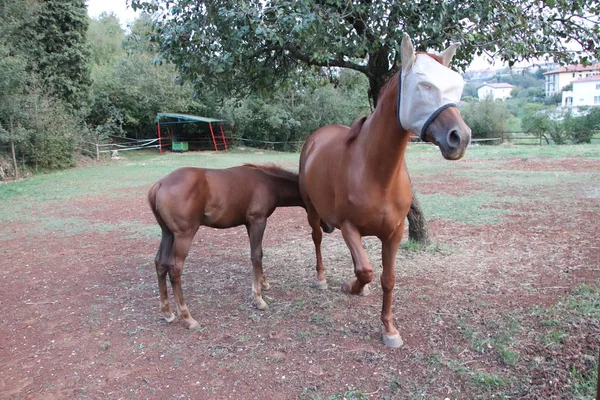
[423,107,471,160]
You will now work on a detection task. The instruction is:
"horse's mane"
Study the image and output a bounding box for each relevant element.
[243,163,299,182]
[346,116,368,143]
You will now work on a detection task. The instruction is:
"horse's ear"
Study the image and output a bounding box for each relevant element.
[439,42,460,67]
[401,33,416,73]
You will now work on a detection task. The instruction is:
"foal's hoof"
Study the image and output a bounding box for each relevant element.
[312,280,328,290]
[261,281,271,291]
[164,313,176,323]
[382,333,404,348]
[188,320,201,331]
[255,298,269,311]
[341,281,352,294]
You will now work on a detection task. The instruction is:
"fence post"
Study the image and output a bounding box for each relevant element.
[96,143,100,161]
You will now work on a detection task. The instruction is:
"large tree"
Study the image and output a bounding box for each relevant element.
[130,0,599,104]
[129,0,599,243]
[22,0,91,111]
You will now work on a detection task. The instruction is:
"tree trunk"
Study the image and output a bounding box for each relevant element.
[11,141,18,180]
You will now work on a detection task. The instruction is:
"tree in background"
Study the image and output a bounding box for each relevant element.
[521,103,562,144]
[130,0,599,105]
[21,0,92,112]
[86,13,208,141]
[223,69,371,150]
[460,98,513,141]
[0,0,88,174]
[562,107,600,144]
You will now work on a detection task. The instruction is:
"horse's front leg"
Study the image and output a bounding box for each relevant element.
[247,218,269,310]
[380,226,405,348]
[340,221,372,296]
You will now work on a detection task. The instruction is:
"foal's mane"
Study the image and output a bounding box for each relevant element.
[243,163,299,182]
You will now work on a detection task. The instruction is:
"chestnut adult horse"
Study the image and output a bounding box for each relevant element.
[148,164,333,330]
[299,34,472,347]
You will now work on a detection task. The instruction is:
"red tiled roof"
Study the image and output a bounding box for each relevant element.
[572,75,600,83]
[543,64,600,75]
[478,83,514,89]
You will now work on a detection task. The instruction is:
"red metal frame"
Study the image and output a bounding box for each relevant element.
[219,122,229,151]
[156,122,162,155]
[209,122,219,152]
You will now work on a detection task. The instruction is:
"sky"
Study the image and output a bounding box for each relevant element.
[86,0,139,27]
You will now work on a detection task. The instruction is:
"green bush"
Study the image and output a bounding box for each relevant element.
[460,98,512,142]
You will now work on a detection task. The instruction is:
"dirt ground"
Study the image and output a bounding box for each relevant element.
[0,155,598,399]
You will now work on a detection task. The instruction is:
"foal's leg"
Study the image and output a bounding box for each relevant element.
[155,233,176,323]
[340,221,372,296]
[307,206,327,290]
[247,218,269,310]
[170,235,200,330]
[379,226,405,348]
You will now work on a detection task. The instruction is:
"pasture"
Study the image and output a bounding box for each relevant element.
[0,144,598,399]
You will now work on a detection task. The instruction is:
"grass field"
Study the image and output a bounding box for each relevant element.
[0,143,598,399]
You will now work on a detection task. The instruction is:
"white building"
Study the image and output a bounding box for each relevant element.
[477,83,514,101]
[561,75,600,108]
[544,64,600,98]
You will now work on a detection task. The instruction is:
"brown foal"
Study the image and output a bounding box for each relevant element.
[148,164,332,330]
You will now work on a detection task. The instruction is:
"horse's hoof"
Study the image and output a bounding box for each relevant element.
[382,333,404,348]
[188,320,201,331]
[164,314,176,323]
[341,281,369,296]
[262,281,271,291]
[312,280,328,290]
[359,285,370,296]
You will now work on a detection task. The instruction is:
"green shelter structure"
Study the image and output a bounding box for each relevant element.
[156,113,231,153]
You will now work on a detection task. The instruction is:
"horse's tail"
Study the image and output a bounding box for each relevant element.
[148,181,175,265]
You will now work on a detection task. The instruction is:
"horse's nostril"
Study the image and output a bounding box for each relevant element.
[448,130,461,147]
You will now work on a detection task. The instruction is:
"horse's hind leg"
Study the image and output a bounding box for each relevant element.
[307,205,327,290]
[170,235,200,330]
[155,232,176,323]
[247,218,269,310]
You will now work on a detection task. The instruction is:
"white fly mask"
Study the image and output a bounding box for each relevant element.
[398,34,465,140]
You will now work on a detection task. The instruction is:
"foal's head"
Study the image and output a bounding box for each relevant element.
[398,34,471,160]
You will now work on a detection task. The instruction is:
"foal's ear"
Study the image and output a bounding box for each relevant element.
[401,33,416,73]
[439,42,460,67]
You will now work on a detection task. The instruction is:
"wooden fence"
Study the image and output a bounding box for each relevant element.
[410,131,600,145]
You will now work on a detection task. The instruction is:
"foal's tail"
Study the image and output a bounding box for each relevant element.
[148,182,175,266]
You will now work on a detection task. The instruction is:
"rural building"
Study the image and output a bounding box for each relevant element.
[543,64,600,98]
[561,75,600,108]
[477,83,514,100]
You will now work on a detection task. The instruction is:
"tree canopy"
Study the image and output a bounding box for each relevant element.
[130,0,600,104]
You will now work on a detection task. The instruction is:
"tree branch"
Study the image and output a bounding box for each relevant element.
[284,44,368,74]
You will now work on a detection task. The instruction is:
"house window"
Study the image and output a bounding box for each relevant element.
[572,73,575,77]
[596,84,600,90]
[595,96,600,104]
